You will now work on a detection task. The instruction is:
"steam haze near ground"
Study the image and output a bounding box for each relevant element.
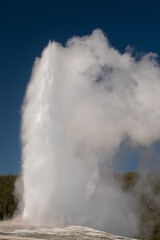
[17,29,160,237]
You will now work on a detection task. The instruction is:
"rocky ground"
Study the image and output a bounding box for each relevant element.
[0,218,137,240]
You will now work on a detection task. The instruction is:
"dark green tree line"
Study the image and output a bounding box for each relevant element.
[0,174,18,220]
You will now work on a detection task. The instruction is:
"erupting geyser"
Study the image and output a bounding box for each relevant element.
[18,29,160,237]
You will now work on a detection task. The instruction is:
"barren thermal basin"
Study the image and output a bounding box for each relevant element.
[0,218,137,240]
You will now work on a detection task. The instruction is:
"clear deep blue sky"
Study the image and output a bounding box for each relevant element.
[1,0,160,174]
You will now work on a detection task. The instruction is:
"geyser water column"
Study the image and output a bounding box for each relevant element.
[20,29,160,236]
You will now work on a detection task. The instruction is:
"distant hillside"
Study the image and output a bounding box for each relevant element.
[0,173,160,239]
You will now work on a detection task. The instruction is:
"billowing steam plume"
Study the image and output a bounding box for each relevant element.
[19,29,160,237]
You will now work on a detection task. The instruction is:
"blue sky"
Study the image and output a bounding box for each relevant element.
[1,0,160,174]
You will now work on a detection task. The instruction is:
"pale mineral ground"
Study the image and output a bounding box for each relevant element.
[0,218,137,240]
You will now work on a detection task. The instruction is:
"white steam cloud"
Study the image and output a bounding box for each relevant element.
[19,29,160,237]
